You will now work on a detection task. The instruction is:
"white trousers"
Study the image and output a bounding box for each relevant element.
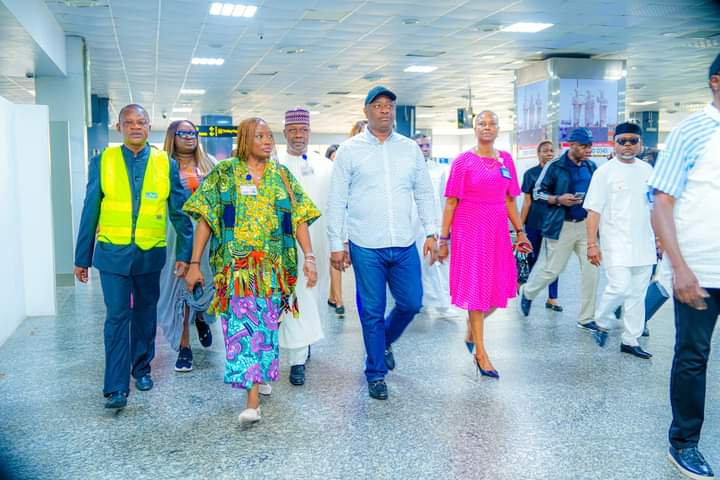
[283,345,309,367]
[524,221,599,323]
[595,265,653,346]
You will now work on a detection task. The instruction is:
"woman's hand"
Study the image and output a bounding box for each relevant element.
[438,242,449,263]
[184,263,205,291]
[514,231,533,254]
[303,258,318,288]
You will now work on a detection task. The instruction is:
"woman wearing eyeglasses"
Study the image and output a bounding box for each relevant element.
[438,111,531,379]
[183,117,320,423]
[157,120,217,373]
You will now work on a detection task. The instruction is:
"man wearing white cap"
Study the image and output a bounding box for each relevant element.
[278,108,332,386]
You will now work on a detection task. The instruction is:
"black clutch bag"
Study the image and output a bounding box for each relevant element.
[645,280,669,322]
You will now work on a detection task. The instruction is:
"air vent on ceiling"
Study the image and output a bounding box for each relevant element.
[56,0,108,6]
[542,52,592,60]
[417,105,435,108]
[406,50,446,58]
[327,91,351,95]
[363,72,384,81]
[687,39,720,49]
[250,72,278,76]
[629,4,684,17]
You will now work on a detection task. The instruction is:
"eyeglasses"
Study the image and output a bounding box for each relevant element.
[370,102,396,111]
[176,130,198,139]
[616,137,640,146]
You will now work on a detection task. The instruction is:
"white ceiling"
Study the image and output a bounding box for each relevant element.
[2,0,719,133]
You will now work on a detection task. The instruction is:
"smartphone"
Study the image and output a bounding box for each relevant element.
[192,283,204,301]
[574,192,586,200]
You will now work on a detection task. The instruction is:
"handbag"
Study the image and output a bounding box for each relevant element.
[645,279,669,322]
[516,251,530,284]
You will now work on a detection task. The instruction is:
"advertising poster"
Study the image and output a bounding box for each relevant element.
[559,79,618,160]
[516,80,550,165]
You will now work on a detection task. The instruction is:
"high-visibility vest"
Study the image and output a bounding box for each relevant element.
[97,146,170,250]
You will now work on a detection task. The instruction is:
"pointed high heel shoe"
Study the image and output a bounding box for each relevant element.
[465,341,475,354]
[474,357,500,379]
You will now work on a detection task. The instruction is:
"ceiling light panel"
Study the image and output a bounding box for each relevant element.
[180,89,206,95]
[192,58,225,65]
[209,3,257,18]
[501,22,553,33]
[404,66,438,73]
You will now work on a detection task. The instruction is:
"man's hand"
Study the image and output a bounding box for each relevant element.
[423,237,438,264]
[330,251,350,272]
[557,193,582,207]
[175,261,189,278]
[673,264,709,310]
[587,245,602,266]
[74,266,89,283]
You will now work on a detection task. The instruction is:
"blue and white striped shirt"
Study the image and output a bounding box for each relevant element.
[326,129,437,252]
[649,103,720,198]
[649,102,720,287]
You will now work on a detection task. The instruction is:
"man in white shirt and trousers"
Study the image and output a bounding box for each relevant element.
[412,133,454,317]
[583,122,656,359]
[278,108,332,386]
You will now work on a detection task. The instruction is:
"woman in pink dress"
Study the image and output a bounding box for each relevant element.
[438,111,531,378]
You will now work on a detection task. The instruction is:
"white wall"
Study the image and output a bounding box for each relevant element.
[0,96,56,346]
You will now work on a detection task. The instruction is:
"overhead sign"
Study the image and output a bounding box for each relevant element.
[197,125,237,137]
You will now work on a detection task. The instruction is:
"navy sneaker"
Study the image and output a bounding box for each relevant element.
[105,392,127,409]
[195,317,212,348]
[519,289,532,317]
[174,347,193,372]
[384,347,395,371]
[668,446,715,479]
[368,380,388,400]
[577,320,601,333]
[135,374,154,391]
[593,329,609,347]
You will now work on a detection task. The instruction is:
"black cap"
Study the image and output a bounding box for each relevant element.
[615,122,643,137]
[365,85,397,105]
[710,52,720,79]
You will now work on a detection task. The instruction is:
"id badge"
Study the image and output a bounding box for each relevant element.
[240,185,258,196]
[500,167,512,179]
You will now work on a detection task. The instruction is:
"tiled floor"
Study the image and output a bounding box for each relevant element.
[0,262,717,479]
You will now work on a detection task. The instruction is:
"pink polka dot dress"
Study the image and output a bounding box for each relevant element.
[444,150,521,311]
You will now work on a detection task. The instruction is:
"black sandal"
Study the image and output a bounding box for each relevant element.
[195,314,212,348]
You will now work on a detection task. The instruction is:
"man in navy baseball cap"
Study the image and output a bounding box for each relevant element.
[364,85,396,105]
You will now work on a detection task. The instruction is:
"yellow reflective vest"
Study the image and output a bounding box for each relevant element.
[97,146,170,250]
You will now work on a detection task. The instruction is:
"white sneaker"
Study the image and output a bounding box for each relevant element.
[238,407,261,424]
[258,383,272,396]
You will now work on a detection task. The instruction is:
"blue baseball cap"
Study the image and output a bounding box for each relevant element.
[365,85,397,105]
[568,128,593,144]
[710,52,720,79]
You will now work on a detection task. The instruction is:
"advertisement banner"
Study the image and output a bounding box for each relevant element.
[516,80,550,164]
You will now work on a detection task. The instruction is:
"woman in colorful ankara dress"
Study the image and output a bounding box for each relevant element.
[183,117,320,424]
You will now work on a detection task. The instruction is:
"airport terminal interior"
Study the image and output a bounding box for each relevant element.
[1,0,720,479]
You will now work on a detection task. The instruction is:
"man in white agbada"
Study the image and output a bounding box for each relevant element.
[412,133,453,317]
[278,108,332,385]
[583,122,656,359]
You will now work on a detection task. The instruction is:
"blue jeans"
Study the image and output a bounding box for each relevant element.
[525,226,558,299]
[349,242,423,382]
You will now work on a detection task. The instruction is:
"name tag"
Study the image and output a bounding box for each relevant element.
[240,185,258,196]
[144,192,158,200]
[500,167,512,179]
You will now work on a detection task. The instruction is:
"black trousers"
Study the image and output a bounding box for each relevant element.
[669,288,719,448]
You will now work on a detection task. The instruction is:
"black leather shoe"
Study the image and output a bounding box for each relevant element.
[384,347,395,371]
[545,301,564,312]
[620,344,653,359]
[135,374,154,391]
[368,380,388,400]
[289,365,305,385]
[105,392,127,409]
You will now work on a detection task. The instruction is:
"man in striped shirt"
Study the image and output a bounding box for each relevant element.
[650,52,720,480]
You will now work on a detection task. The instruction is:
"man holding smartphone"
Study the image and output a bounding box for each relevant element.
[519,128,599,332]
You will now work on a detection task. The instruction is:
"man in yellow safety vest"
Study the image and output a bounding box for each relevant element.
[74,104,193,409]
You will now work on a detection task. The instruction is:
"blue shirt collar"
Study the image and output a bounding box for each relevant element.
[121,143,150,158]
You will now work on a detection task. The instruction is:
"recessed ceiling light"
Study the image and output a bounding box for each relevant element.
[309,111,320,115]
[629,101,658,106]
[173,107,192,113]
[479,55,496,60]
[404,65,438,73]
[168,117,188,122]
[192,57,225,65]
[501,22,553,33]
[180,89,206,95]
[402,18,419,25]
[209,3,257,18]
